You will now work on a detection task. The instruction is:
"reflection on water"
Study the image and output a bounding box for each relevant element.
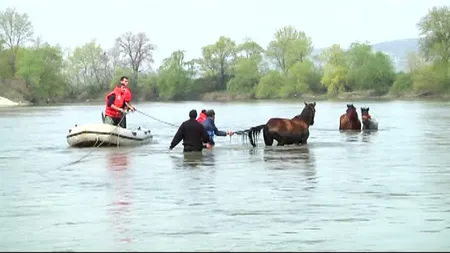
[170,151,216,169]
[361,130,378,143]
[262,146,317,190]
[340,130,361,142]
[262,145,312,163]
[106,151,133,246]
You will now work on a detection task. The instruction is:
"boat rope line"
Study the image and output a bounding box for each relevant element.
[136,109,252,138]
[135,109,179,127]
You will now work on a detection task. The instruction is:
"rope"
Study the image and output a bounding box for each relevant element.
[234,130,249,135]
[136,110,250,138]
[135,109,178,127]
[231,129,250,144]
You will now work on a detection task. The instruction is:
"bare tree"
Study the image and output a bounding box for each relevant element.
[106,44,123,70]
[114,32,156,86]
[31,35,42,49]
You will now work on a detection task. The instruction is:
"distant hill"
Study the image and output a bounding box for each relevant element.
[312,38,420,72]
[372,38,420,71]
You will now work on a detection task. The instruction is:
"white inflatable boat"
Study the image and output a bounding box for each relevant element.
[66,123,153,147]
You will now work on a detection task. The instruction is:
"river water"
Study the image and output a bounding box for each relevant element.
[1,100,450,251]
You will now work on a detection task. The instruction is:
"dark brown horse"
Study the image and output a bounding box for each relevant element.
[247,102,316,147]
[339,104,361,131]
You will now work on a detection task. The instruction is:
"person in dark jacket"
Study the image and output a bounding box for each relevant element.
[201,109,234,146]
[169,109,212,152]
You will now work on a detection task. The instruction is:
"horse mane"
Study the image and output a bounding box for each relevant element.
[294,103,315,125]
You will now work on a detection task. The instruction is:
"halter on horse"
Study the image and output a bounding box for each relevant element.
[361,107,378,130]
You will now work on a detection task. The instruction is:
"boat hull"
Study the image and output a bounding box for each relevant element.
[66,123,153,147]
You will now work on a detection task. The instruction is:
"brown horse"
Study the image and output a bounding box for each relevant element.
[247,102,316,147]
[339,104,361,131]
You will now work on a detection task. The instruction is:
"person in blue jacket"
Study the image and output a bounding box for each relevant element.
[201,109,234,146]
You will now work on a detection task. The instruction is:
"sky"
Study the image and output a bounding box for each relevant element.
[0,0,448,68]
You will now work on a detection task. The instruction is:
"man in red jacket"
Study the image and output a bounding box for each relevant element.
[104,84,128,128]
[119,76,136,128]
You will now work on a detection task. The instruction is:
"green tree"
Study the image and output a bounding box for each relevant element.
[157,50,194,100]
[285,60,317,96]
[198,36,236,90]
[15,43,65,102]
[227,39,264,95]
[0,7,34,74]
[66,40,113,97]
[417,5,450,65]
[346,42,395,93]
[320,44,349,96]
[0,49,14,78]
[255,70,288,99]
[391,72,413,95]
[416,5,450,91]
[265,25,313,74]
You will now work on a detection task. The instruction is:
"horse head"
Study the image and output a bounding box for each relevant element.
[360,107,373,129]
[346,104,358,120]
[361,107,371,122]
[300,101,316,126]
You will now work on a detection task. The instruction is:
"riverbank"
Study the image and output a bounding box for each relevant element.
[2,90,450,107]
[199,90,450,103]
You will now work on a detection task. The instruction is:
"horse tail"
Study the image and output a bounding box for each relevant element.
[248,124,266,147]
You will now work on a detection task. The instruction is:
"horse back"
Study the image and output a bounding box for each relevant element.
[267,117,309,133]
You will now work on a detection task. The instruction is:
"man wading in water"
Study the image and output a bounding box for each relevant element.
[201,109,234,147]
[169,109,213,152]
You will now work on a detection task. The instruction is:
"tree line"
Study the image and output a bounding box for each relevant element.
[0,5,449,104]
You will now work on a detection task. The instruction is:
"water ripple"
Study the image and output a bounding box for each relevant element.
[1,101,450,251]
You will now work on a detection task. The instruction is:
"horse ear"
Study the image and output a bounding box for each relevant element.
[304,102,307,106]
[313,102,316,106]
[367,107,370,111]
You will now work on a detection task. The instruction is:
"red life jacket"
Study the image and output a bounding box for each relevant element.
[123,86,132,102]
[197,112,207,123]
[104,86,125,118]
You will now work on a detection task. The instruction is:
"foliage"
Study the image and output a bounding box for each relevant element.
[1,5,450,104]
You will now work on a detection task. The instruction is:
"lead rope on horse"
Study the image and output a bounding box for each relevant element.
[229,129,250,144]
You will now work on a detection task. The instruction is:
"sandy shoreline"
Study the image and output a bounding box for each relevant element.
[0,96,19,107]
[0,96,32,107]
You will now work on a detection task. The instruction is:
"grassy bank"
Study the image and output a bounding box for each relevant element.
[3,91,450,107]
[200,90,450,103]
